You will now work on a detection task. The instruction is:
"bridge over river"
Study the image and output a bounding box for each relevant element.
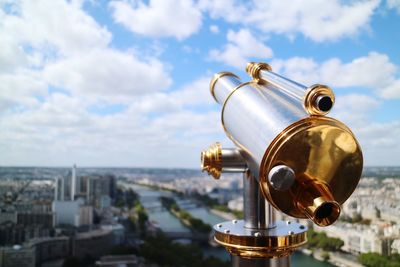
[162,231,211,242]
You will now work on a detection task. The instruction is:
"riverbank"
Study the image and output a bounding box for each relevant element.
[126,182,345,267]
[160,196,211,234]
[210,208,236,220]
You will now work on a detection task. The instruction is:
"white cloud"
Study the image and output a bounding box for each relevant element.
[200,0,380,42]
[0,69,46,113]
[322,93,400,166]
[110,0,202,40]
[330,94,381,128]
[209,28,273,68]
[272,52,400,99]
[44,49,172,103]
[210,25,219,34]
[387,0,400,13]
[0,0,111,61]
[0,80,223,167]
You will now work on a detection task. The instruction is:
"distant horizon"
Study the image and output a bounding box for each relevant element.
[1,1,400,167]
[1,165,400,170]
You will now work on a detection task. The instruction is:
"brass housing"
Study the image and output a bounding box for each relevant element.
[260,116,363,226]
[214,220,307,259]
[201,142,222,179]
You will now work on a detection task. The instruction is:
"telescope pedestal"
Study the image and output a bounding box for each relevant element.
[212,172,307,267]
[232,255,290,267]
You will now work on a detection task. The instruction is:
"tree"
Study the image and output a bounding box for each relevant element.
[358,252,400,267]
[321,251,330,262]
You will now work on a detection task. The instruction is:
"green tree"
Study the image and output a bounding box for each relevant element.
[358,252,400,267]
[321,251,330,262]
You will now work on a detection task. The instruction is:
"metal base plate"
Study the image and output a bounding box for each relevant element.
[214,220,307,259]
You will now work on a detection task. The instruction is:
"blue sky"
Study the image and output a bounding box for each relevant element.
[0,0,399,168]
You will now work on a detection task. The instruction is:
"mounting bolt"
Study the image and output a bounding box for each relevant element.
[268,165,295,191]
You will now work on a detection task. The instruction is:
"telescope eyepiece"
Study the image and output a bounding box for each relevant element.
[316,95,333,113]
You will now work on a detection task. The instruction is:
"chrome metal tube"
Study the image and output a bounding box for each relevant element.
[219,81,305,176]
[246,63,335,116]
[221,148,247,173]
[211,72,242,104]
[243,172,276,229]
[259,69,305,102]
[243,171,259,229]
[259,197,276,229]
[232,255,290,267]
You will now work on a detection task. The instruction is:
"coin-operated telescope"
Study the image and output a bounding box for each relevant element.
[201,63,363,266]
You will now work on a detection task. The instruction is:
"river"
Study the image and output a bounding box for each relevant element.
[128,183,333,267]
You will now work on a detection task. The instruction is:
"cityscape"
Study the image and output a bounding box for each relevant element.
[1,1,400,267]
[0,166,399,267]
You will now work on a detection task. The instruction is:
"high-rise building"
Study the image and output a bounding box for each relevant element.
[86,175,116,209]
[54,165,79,201]
[54,177,62,201]
[71,164,80,201]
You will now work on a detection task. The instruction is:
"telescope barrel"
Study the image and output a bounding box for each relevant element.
[206,64,363,226]
[246,62,335,116]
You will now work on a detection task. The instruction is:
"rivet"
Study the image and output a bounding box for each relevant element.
[217,224,222,228]
[286,221,291,225]
[224,229,230,234]
[232,220,237,224]
[288,231,294,235]
[254,232,261,237]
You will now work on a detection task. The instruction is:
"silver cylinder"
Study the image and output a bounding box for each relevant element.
[259,69,305,102]
[213,74,305,176]
[232,255,290,267]
[221,148,248,173]
[246,63,335,116]
[243,172,275,229]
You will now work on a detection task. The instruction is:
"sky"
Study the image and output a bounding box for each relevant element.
[0,0,400,168]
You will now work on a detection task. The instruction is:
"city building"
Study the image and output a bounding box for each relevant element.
[73,229,113,259]
[96,255,139,266]
[0,223,50,246]
[316,222,396,256]
[17,212,56,228]
[0,212,17,225]
[78,205,93,226]
[71,164,79,201]
[100,224,125,245]
[27,236,70,265]
[54,176,72,201]
[54,165,81,202]
[0,245,35,267]
[86,175,116,210]
[52,200,93,227]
